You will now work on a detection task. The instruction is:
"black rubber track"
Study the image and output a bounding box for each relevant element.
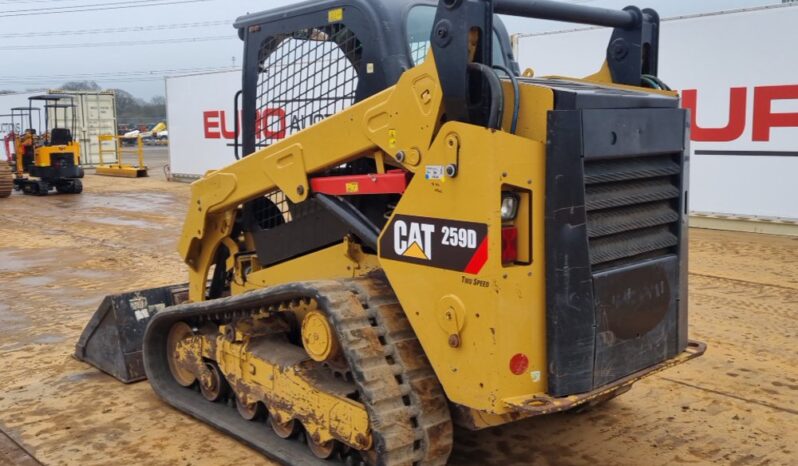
[142,275,452,466]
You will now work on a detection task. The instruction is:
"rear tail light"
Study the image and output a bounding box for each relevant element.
[501,226,518,263]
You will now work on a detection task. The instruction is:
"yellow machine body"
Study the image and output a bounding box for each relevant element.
[174,56,703,428]
[33,142,81,169]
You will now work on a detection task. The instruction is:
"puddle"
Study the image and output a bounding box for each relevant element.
[0,248,65,272]
[16,276,55,287]
[0,303,32,332]
[60,370,106,384]
[67,269,115,280]
[53,192,178,214]
[88,216,162,229]
[32,334,66,345]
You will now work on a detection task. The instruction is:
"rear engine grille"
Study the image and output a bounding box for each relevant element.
[585,155,681,269]
[51,153,75,167]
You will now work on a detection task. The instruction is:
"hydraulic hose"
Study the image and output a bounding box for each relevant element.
[467,63,504,130]
[492,64,520,134]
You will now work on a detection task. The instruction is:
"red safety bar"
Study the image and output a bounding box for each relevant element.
[310,170,408,196]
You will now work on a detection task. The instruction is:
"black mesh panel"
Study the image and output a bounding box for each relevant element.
[255,26,363,150]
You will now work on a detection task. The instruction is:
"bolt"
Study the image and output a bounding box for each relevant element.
[445,164,458,178]
[296,185,305,195]
[406,148,421,166]
[395,151,406,163]
[611,39,629,61]
[448,334,461,348]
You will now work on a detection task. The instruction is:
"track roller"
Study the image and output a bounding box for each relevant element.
[269,417,298,439]
[306,431,337,460]
[235,396,262,421]
[199,362,228,402]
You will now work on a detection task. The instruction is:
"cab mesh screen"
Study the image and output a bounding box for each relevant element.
[255,25,363,150]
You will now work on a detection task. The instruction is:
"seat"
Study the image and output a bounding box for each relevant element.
[50,128,73,145]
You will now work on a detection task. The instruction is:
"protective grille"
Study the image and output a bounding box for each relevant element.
[584,155,681,269]
[250,190,324,231]
[409,41,430,66]
[255,25,363,150]
[50,153,75,167]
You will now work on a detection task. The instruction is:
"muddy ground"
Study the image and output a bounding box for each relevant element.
[0,156,796,466]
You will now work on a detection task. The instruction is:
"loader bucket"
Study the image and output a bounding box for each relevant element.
[75,284,188,383]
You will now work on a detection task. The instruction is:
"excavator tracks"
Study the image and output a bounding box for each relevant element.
[142,274,453,466]
[0,163,12,198]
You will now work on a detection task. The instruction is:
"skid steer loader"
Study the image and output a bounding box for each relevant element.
[76,0,705,464]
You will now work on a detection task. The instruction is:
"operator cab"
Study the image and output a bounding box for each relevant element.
[226,0,520,281]
[29,94,78,147]
[233,0,518,156]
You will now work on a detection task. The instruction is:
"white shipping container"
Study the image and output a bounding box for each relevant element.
[47,90,118,166]
[513,4,798,222]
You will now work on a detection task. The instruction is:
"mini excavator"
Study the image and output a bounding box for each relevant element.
[76,0,706,464]
[10,95,83,196]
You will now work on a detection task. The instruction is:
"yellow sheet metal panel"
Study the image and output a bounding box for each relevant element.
[377,122,549,414]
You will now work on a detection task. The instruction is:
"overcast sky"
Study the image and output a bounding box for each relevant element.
[0,0,780,100]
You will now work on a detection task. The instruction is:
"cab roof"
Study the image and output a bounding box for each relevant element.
[29,94,74,101]
[233,0,436,33]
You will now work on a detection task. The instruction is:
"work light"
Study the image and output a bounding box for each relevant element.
[501,192,520,221]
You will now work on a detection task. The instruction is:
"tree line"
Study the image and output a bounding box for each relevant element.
[1,81,166,129]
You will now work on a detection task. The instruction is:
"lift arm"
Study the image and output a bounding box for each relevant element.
[179,57,445,301]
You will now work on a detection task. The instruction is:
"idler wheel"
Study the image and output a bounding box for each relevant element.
[166,322,197,387]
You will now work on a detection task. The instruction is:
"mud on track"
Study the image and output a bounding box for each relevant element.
[0,170,796,466]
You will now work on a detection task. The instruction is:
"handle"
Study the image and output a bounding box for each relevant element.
[233,90,243,160]
[493,0,639,29]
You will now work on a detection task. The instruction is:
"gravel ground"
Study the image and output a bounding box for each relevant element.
[0,171,795,466]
